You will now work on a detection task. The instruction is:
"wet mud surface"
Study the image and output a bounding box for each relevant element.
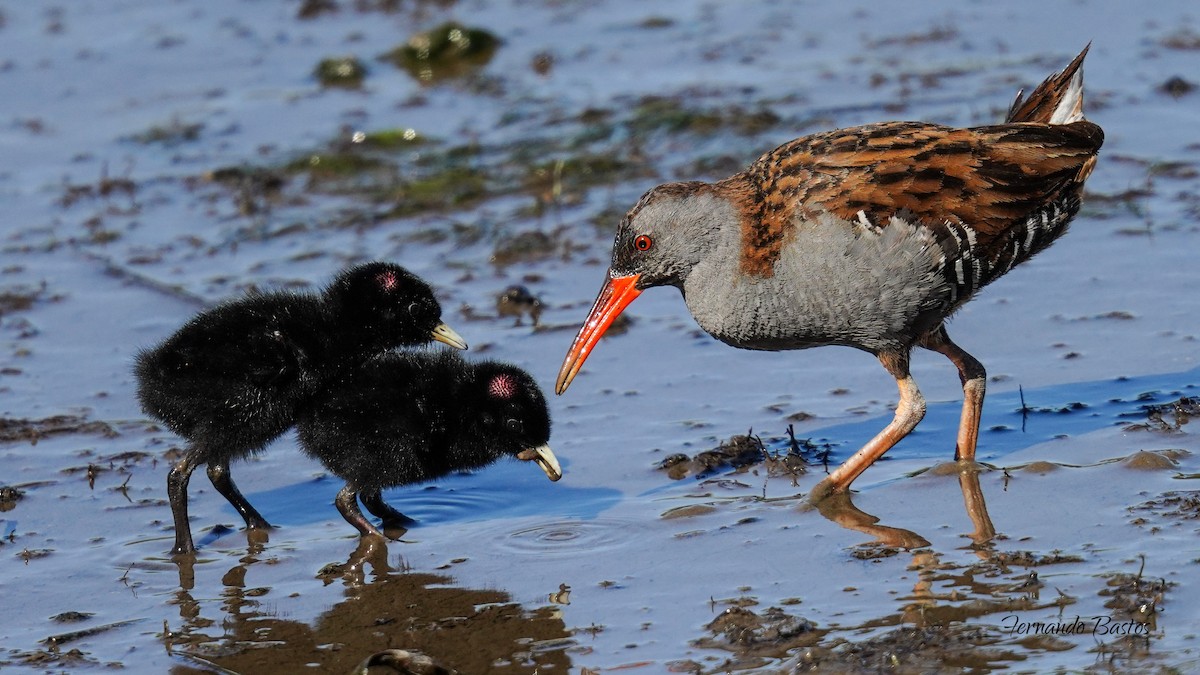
[3,1,1200,673]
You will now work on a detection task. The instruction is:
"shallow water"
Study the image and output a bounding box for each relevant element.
[2,0,1200,672]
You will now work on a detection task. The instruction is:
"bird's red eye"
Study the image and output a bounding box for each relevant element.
[634,234,653,251]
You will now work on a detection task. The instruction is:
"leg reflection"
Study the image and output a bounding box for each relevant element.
[812,491,931,550]
[316,534,393,587]
[958,464,996,550]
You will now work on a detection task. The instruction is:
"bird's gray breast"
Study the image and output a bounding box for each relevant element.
[681,212,952,353]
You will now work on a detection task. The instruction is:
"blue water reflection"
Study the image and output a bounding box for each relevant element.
[245,456,620,528]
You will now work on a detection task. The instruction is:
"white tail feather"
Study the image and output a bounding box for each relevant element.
[1048,65,1085,124]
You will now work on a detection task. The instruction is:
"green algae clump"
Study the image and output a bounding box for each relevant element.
[314,56,368,89]
[383,22,500,83]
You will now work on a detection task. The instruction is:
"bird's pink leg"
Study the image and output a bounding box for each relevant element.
[919,327,986,462]
[810,352,926,502]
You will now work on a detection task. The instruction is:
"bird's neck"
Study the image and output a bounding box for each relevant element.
[648,181,748,288]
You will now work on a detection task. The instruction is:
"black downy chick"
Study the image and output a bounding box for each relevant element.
[296,350,561,538]
[135,262,467,555]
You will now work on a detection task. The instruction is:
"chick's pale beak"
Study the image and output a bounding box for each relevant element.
[430,322,468,350]
[518,444,562,482]
[555,273,641,395]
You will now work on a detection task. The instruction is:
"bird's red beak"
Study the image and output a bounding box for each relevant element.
[555,273,642,395]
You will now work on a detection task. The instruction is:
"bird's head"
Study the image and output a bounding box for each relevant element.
[556,181,729,394]
[326,261,467,352]
[474,362,561,482]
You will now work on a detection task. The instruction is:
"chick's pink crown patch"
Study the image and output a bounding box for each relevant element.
[488,373,518,399]
[375,270,399,291]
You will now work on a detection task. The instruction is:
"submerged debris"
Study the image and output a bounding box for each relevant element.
[0,415,118,445]
[205,165,288,215]
[0,485,23,512]
[0,281,50,315]
[1096,557,1169,638]
[530,50,553,76]
[8,647,96,669]
[207,165,287,192]
[809,624,1015,673]
[628,98,781,137]
[50,612,94,623]
[490,230,559,267]
[495,285,543,326]
[42,619,141,647]
[313,56,368,89]
[354,127,431,149]
[658,434,766,480]
[382,22,500,84]
[1161,29,1200,51]
[184,102,682,225]
[658,432,807,480]
[57,171,136,210]
[1129,490,1200,531]
[128,118,203,147]
[296,0,338,19]
[17,548,53,563]
[1159,75,1197,97]
[1125,396,1200,432]
[694,605,821,661]
[522,153,637,208]
[994,550,1086,566]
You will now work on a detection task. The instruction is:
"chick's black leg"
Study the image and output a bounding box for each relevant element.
[167,448,204,555]
[206,460,271,530]
[336,484,383,538]
[360,489,417,529]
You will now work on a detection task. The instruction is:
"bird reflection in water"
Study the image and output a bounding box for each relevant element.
[164,538,573,674]
[809,464,1080,642]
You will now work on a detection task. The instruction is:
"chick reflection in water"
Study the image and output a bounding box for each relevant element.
[297,350,561,540]
[165,536,572,674]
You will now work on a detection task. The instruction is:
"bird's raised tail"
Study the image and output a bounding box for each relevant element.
[1007,44,1090,125]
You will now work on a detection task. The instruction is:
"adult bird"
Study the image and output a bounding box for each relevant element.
[555,47,1103,500]
[136,261,467,554]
